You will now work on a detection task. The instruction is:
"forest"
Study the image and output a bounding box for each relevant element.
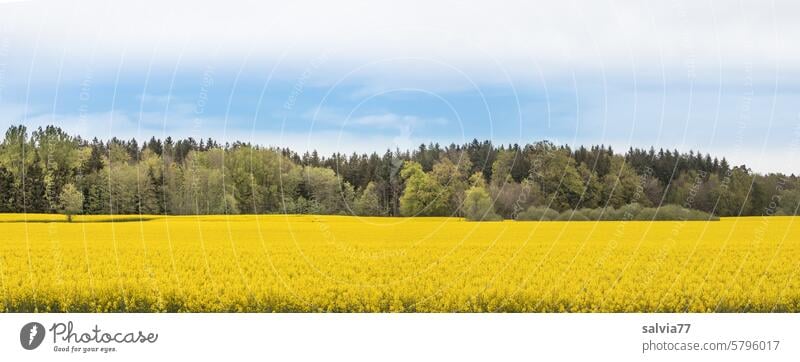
[0,124,797,221]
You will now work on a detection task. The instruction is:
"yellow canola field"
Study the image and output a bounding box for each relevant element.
[0,214,798,312]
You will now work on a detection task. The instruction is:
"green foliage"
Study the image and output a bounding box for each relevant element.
[489,180,542,219]
[303,166,354,215]
[463,174,501,221]
[0,124,796,220]
[516,206,560,221]
[617,203,644,219]
[579,207,603,221]
[25,152,48,212]
[355,182,384,216]
[490,149,515,186]
[431,157,470,216]
[518,203,717,221]
[601,156,641,208]
[58,183,84,222]
[556,210,590,221]
[778,188,800,215]
[399,161,448,216]
[0,166,14,212]
[633,205,717,221]
[527,142,584,211]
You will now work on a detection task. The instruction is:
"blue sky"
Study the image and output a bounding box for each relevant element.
[1,0,799,173]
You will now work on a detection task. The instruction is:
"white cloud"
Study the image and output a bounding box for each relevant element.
[303,106,448,130]
[350,113,446,128]
[12,110,446,156]
[1,0,798,83]
[1,0,799,175]
[5,105,799,174]
[136,93,173,106]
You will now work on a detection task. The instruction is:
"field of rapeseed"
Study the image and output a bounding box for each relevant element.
[0,214,797,312]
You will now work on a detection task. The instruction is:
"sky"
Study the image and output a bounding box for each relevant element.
[0,0,799,173]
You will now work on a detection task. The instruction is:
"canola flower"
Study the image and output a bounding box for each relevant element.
[0,214,797,312]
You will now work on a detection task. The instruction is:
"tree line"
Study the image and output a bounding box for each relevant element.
[0,125,797,220]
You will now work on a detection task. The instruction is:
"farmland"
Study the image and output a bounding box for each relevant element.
[0,214,798,312]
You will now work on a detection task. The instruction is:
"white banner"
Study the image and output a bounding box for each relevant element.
[0,314,797,361]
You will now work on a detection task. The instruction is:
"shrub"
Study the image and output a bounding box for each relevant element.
[515,203,718,221]
[516,206,559,221]
[59,183,84,222]
[652,205,687,220]
[617,203,643,220]
[687,208,718,221]
[578,207,599,221]
[599,207,621,221]
[556,210,590,221]
[463,186,502,221]
[634,207,658,220]
[635,205,718,221]
[579,208,600,221]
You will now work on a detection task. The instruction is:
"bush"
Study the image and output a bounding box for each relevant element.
[514,203,718,221]
[556,210,590,221]
[579,208,600,221]
[686,208,718,221]
[652,205,686,220]
[633,207,658,220]
[599,207,621,221]
[464,184,502,221]
[617,203,643,219]
[516,206,559,221]
[633,205,718,221]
